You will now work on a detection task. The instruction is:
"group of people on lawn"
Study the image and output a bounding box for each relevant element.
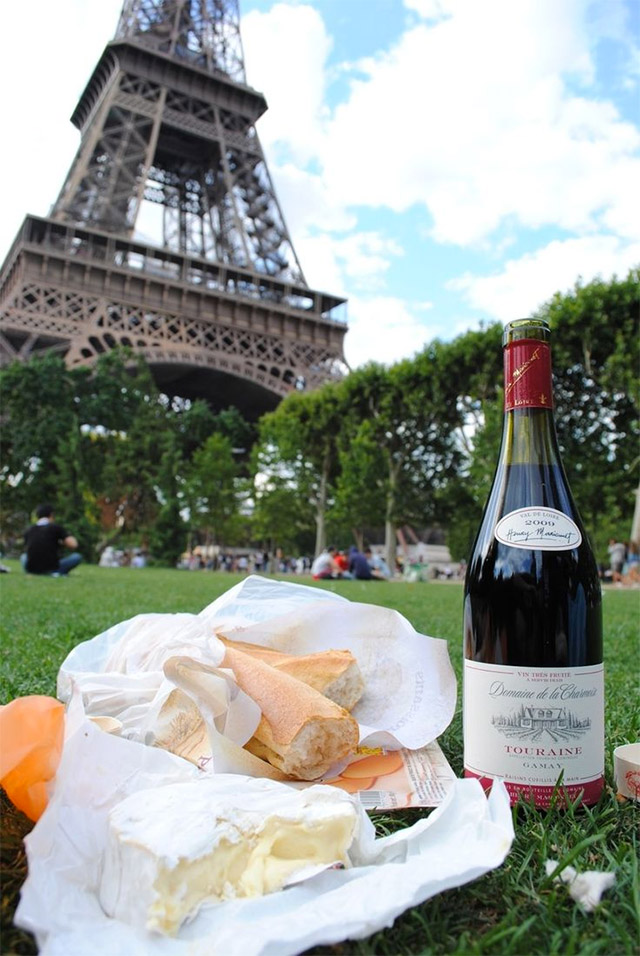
[17,503,639,591]
[311,545,391,581]
[19,503,393,584]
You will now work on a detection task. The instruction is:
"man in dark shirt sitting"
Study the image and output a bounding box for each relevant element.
[22,504,82,576]
[348,546,374,580]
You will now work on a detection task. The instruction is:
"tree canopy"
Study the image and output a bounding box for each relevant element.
[1,269,637,567]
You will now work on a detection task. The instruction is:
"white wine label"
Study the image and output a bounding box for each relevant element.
[463,660,604,806]
[495,507,582,551]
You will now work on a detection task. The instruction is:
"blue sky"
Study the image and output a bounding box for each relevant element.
[1,0,638,368]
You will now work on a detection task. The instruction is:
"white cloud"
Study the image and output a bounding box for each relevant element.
[403,0,457,22]
[240,0,640,364]
[319,0,639,246]
[294,233,344,294]
[267,163,356,236]
[343,295,436,368]
[241,4,332,164]
[448,235,640,320]
[333,233,404,286]
[0,0,123,251]
[241,0,639,256]
[294,231,404,298]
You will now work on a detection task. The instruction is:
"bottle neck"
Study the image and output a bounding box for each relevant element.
[504,338,553,412]
[500,337,561,465]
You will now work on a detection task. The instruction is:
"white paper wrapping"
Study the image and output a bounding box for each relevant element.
[16,695,514,955]
[57,575,457,756]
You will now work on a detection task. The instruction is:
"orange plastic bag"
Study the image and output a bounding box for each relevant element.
[0,695,65,822]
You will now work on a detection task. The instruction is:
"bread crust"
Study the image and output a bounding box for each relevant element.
[220,638,364,710]
[222,646,359,780]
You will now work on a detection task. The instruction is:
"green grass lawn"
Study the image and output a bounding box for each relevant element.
[1,562,638,955]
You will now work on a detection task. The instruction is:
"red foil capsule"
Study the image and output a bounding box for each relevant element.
[504,339,553,411]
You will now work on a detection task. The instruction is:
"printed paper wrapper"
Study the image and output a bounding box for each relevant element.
[322,743,456,810]
[15,697,514,956]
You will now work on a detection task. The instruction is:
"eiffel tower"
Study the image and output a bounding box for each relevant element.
[0,0,347,418]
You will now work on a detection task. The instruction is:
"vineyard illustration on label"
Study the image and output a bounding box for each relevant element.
[492,704,590,743]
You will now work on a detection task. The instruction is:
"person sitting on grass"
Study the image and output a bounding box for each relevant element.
[311,546,341,580]
[365,547,391,580]
[21,504,82,577]
[349,545,381,580]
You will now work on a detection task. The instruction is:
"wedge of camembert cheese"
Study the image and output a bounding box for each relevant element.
[99,775,360,936]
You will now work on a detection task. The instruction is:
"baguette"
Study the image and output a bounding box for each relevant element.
[222,645,359,780]
[219,637,364,711]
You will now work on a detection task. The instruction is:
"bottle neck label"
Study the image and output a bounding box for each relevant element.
[504,339,553,411]
[495,507,582,550]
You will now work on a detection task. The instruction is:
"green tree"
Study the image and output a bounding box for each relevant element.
[328,419,387,550]
[100,389,169,539]
[147,433,187,566]
[440,323,503,558]
[211,407,256,461]
[52,422,101,560]
[250,451,316,558]
[170,398,216,459]
[0,351,167,556]
[185,432,240,551]
[444,271,639,563]
[75,349,158,431]
[342,349,464,570]
[258,384,346,556]
[537,269,640,556]
[0,354,77,521]
[444,323,503,462]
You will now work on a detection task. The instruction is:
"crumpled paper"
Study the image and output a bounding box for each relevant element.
[16,693,514,955]
[57,575,458,772]
[545,860,615,912]
[14,575,515,954]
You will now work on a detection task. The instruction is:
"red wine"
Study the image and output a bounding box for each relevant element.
[463,320,604,808]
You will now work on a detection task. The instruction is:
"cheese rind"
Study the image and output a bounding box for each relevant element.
[99,776,359,936]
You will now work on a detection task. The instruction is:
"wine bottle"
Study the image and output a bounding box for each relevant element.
[463,318,604,808]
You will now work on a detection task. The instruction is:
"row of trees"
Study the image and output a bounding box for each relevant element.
[1,270,638,568]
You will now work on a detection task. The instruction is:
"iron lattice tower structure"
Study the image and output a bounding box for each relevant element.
[0,0,347,418]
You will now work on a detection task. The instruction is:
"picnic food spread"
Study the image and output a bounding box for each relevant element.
[99,777,360,936]
[10,578,515,956]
